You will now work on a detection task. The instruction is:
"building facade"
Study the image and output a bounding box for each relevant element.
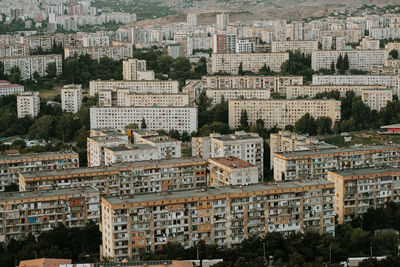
[123,59,147,80]
[89,80,179,96]
[17,91,40,118]
[206,88,270,105]
[61,84,82,113]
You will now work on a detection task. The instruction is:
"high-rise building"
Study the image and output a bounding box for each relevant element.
[17,91,40,118]
[212,34,237,54]
[216,13,229,30]
[187,13,197,26]
[122,59,147,80]
[61,84,82,113]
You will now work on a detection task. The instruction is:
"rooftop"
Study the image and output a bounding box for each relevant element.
[329,166,400,177]
[0,151,78,162]
[211,131,262,141]
[0,187,98,202]
[104,179,333,205]
[208,157,256,169]
[105,144,156,152]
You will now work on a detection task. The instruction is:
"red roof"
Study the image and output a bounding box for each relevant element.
[0,84,23,88]
[208,156,256,169]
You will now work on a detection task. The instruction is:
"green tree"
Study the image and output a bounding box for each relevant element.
[295,113,317,135]
[141,118,147,129]
[238,62,244,75]
[315,116,332,135]
[239,109,249,131]
[389,49,399,59]
[330,60,336,74]
[28,115,54,140]
[46,62,58,78]
[9,66,21,84]
[343,53,350,72]
[336,54,344,74]
[0,61,6,79]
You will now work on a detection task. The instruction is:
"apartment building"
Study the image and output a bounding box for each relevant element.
[101,179,335,260]
[137,70,155,81]
[271,40,318,55]
[87,132,129,167]
[89,80,179,96]
[360,37,380,50]
[208,53,289,74]
[133,130,182,160]
[387,42,400,52]
[273,144,400,182]
[104,144,160,166]
[228,99,341,129]
[123,93,190,107]
[0,54,62,80]
[235,40,255,54]
[0,81,24,96]
[0,151,79,191]
[286,85,392,110]
[90,106,197,133]
[328,167,400,224]
[19,158,207,195]
[82,35,110,47]
[216,13,229,30]
[208,157,259,186]
[17,91,40,118]
[182,80,204,106]
[311,50,389,71]
[270,131,337,170]
[61,84,82,113]
[202,75,303,94]
[206,88,270,105]
[0,187,100,244]
[0,44,30,58]
[64,45,133,61]
[192,131,263,179]
[122,59,147,80]
[371,65,400,76]
[212,34,237,54]
[312,75,398,94]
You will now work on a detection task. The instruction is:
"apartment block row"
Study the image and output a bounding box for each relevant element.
[202,75,303,94]
[208,53,289,74]
[0,54,62,80]
[0,151,79,191]
[101,180,335,260]
[64,44,133,61]
[0,187,100,244]
[0,80,24,96]
[286,85,392,111]
[273,144,400,181]
[271,40,318,55]
[89,80,179,96]
[228,99,341,129]
[206,88,270,105]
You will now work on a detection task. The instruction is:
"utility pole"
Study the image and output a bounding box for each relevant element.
[263,242,266,262]
[370,245,373,257]
[329,243,332,264]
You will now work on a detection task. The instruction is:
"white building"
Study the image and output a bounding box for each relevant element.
[61,84,82,113]
[122,58,147,80]
[133,130,182,159]
[187,13,197,26]
[137,70,155,80]
[206,88,270,105]
[271,40,318,55]
[17,91,40,118]
[216,13,229,30]
[0,81,24,96]
[90,106,197,133]
[104,144,160,166]
[235,40,255,53]
[89,80,179,96]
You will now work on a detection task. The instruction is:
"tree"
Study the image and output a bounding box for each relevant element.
[238,62,244,75]
[295,113,317,135]
[336,54,344,74]
[315,116,332,135]
[389,49,399,59]
[9,66,21,84]
[141,118,147,129]
[330,60,336,74]
[28,115,54,140]
[126,123,139,129]
[46,62,57,78]
[0,61,6,79]
[259,63,276,75]
[343,53,350,72]
[239,109,249,131]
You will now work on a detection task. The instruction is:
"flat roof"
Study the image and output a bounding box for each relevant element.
[106,144,156,152]
[329,167,400,177]
[0,187,98,201]
[21,157,207,178]
[275,144,400,158]
[381,124,400,129]
[209,157,256,169]
[104,179,333,205]
[0,151,78,161]
[211,133,262,141]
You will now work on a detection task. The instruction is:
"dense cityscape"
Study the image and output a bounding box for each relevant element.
[2,0,400,267]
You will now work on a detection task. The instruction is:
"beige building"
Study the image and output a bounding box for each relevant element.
[19,158,207,195]
[89,80,179,96]
[133,130,182,159]
[64,45,133,61]
[311,50,389,71]
[207,157,259,186]
[270,131,337,170]
[386,42,400,52]
[271,40,318,55]
[182,80,204,106]
[328,167,400,224]
[360,37,380,50]
[137,70,155,80]
[61,84,82,113]
[17,91,40,118]
[0,187,100,244]
[123,93,190,107]
[202,75,303,94]
[122,58,147,80]
[0,151,79,191]
[101,180,335,260]
[104,144,160,166]
[361,88,393,111]
[192,131,263,179]
[208,53,289,74]
[228,99,341,129]
[206,88,270,105]
[273,144,400,182]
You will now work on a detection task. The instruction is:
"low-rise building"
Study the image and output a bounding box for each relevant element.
[0,81,24,96]
[328,167,400,224]
[19,158,207,195]
[206,88,270,105]
[228,99,341,129]
[61,84,82,113]
[192,131,263,179]
[208,157,259,186]
[101,180,335,260]
[17,91,40,118]
[273,145,400,181]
